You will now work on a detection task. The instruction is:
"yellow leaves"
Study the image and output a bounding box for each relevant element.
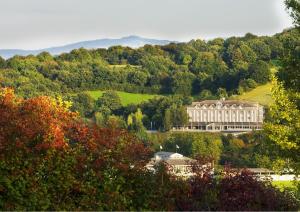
[52,96,73,111]
[127,115,133,126]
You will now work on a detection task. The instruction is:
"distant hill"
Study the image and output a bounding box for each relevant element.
[0,36,174,59]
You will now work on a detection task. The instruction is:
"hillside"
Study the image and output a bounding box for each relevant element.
[233,83,272,106]
[87,90,159,106]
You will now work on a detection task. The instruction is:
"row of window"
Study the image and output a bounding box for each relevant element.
[188,110,259,122]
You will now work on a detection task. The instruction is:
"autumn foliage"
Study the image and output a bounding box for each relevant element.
[0,88,298,210]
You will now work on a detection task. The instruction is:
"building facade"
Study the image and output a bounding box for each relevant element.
[146,151,213,177]
[180,99,264,132]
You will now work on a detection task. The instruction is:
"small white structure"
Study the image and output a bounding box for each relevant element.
[178,99,264,132]
[146,151,212,177]
[245,168,299,181]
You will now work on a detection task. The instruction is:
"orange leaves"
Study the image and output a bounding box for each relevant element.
[0,88,76,152]
[0,87,151,169]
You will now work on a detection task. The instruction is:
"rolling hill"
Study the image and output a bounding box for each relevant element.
[0,35,174,59]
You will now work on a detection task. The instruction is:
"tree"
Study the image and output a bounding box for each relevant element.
[170,71,195,95]
[248,39,271,61]
[191,52,227,75]
[218,169,299,211]
[285,0,300,27]
[71,92,95,117]
[162,105,189,131]
[191,134,223,163]
[248,60,271,84]
[127,70,149,86]
[172,106,189,128]
[216,88,228,99]
[264,0,300,173]
[163,108,172,131]
[181,54,192,65]
[127,108,148,141]
[225,41,257,70]
[238,79,257,92]
[264,79,300,171]
[0,56,5,68]
[96,90,122,112]
[197,89,216,100]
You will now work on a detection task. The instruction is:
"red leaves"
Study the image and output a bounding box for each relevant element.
[0,89,75,152]
[0,87,150,160]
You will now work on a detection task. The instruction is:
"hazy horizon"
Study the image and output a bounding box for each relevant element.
[0,0,294,50]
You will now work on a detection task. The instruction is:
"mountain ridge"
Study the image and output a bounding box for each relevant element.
[0,35,175,59]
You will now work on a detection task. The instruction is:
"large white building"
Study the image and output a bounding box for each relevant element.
[180,99,264,132]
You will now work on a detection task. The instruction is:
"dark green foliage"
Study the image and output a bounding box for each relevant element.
[248,60,271,84]
[0,56,5,68]
[170,71,195,95]
[162,133,223,163]
[277,29,300,92]
[238,78,258,92]
[1,30,296,100]
[70,92,95,117]
[141,95,190,131]
[248,39,272,61]
[96,90,122,112]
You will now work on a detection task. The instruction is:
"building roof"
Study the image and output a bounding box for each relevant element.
[189,99,260,108]
[147,152,196,166]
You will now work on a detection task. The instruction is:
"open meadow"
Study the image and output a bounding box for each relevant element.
[233,83,272,106]
[86,90,159,106]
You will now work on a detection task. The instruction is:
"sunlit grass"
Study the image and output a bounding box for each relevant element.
[86,90,159,106]
[272,181,298,192]
[233,83,273,106]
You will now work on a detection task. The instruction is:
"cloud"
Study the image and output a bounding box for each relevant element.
[0,0,293,49]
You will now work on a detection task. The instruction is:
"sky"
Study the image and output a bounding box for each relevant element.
[0,0,294,50]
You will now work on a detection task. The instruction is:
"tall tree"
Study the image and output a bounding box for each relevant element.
[265,1,300,172]
[285,0,300,27]
[96,90,122,112]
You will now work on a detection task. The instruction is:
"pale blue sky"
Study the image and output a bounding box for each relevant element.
[0,0,294,49]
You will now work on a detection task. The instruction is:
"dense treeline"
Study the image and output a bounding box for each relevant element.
[67,90,191,132]
[0,89,298,210]
[150,131,292,171]
[0,29,299,99]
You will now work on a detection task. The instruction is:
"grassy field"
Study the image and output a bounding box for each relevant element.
[232,66,278,106]
[87,90,159,106]
[233,83,273,106]
[272,181,298,192]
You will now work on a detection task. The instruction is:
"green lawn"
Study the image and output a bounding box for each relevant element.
[86,90,159,106]
[233,83,273,106]
[272,181,298,192]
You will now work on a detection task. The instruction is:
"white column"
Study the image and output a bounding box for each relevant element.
[200,110,202,122]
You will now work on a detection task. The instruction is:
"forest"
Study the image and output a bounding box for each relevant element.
[0,28,298,133]
[0,28,298,99]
